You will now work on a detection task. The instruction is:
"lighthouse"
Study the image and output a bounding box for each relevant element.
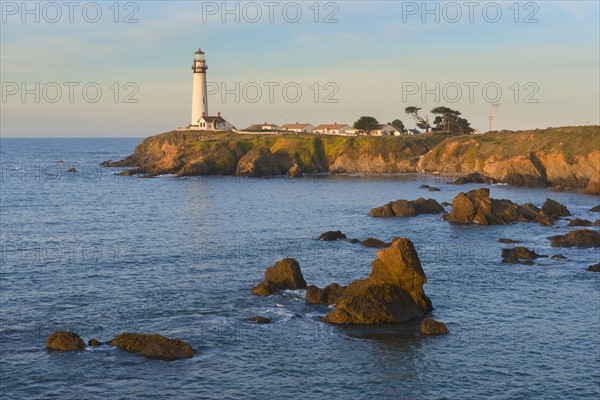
[190,48,208,127]
[188,48,235,131]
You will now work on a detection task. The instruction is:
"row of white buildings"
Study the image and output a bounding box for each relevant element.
[243,122,421,136]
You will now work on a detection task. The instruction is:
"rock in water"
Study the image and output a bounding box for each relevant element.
[361,238,387,248]
[428,187,441,192]
[450,172,494,185]
[591,205,600,213]
[551,254,567,260]
[501,247,547,264]
[541,199,571,218]
[246,316,271,324]
[322,238,432,324]
[108,333,195,360]
[46,331,85,351]
[567,218,593,227]
[306,283,347,305]
[444,188,553,226]
[420,318,449,335]
[548,229,600,248]
[370,198,444,218]
[318,231,347,241]
[67,167,77,173]
[88,339,102,347]
[584,172,600,195]
[498,238,521,244]
[587,263,600,272]
[251,258,307,296]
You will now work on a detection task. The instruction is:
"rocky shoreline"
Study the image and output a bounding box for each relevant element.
[101,126,600,194]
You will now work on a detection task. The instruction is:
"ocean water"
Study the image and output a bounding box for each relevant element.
[0,138,598,399]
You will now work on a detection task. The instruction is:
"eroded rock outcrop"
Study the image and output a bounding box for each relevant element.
[420,318,449,335]
[568,218,593,227]
[450,172,495,185]
[361,238,387,248]
[246,316,271,324]
[501,247,547,264]
[235,147,281,177]
[443,188,553,226]
[306,283,347,305]
[548,229,600,248]
[46,331,85,351]
[541,199,571,218]
[370,198,444,218]
[587,263,600,272]
[318,231,347,241]
[108,333,195,360]
[252,258,307,296]
[321,238,432,324]
[585,172,600,195]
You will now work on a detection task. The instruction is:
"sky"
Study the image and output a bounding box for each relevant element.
[1,0,599,137]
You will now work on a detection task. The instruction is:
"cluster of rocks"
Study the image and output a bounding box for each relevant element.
[443,188,569,226]
[548,229,600,248]
[501,247,547,265]
[317,231,388,248]
[418,184,441,192]
[450,172,495,185]
[46,331,195,360]
[252,238,447,332]
[370,198,445,218]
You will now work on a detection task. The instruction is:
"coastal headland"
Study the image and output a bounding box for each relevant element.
[102,126,600,193]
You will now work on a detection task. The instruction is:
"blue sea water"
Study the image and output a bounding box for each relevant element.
[0,138,598,399]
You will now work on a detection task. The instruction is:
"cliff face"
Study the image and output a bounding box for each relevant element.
[103,131,447,177]
[103,126,600,191]
[418,126,600,190]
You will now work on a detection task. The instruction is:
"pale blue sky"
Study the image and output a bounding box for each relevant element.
[1,0,599,137]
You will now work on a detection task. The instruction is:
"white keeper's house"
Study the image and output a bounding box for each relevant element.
[280,123,314,133]
[313,123,353,135]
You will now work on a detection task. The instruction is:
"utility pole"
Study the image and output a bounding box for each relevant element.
[492,104,500,131]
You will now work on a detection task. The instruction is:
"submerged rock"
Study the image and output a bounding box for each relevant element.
[567,218,593,227]
[444,188,553,226]
[548,229,600,248]
[420,318,449,335]
[322,238,432,324]
[306,283,347,305]
[251,258,307,296]
[361,238,387,248]
[88,339,101,347]
[108,333,195,360]
[46,331,85,351]
[318,231,347,241]
[498,238,521,244]
[116,169,139,176]
[551,254,567,260]
[67,167,77,173]
[370,198,444,218]
[501,247,546,264]
[587,263,600,272]
[246,316,271,324]
[541,199,571,218]
[428,187,441,192]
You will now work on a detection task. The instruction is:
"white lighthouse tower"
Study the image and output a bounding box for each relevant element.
[190,48,208,127]
[188,48,235,131]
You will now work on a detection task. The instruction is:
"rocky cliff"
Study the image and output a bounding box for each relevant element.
[103,126,599,192]
[418,126,600,191]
